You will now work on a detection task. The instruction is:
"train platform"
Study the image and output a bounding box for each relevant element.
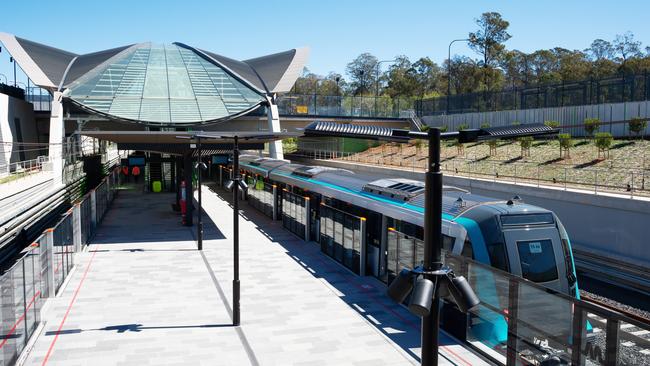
[22,184,490,366]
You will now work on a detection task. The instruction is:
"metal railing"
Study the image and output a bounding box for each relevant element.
[291,147,650,199]
[250,94,416,119]
[0,167,119,365]
[416,72,650,116]
[440,251,650,366]
[0,156,50,181]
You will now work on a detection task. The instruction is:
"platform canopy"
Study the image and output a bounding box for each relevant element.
[0,33,309,126]
[81,130,301,155]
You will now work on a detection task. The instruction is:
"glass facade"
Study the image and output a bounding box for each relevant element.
[65,43,264,124]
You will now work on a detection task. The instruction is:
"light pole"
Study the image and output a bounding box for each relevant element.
[195,137,207,251]
[447,39,470,115]
[375,59,397,116]
[9,56,16,88]
[303,121,558,366]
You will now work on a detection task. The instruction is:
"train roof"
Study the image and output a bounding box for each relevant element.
[238,157,551,222]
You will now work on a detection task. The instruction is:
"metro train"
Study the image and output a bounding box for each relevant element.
[233,154,581,348]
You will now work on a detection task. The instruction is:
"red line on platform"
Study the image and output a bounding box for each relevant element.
[41,248,98,366]
[0,290,42,349]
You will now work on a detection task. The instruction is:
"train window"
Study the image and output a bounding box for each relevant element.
[461,238,474,259]
[516,239,559,283]
[442,235,455,252]
[501,213,554,226]
[487,242,509,272]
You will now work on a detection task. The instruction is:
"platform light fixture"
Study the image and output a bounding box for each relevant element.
[304,120,558,366]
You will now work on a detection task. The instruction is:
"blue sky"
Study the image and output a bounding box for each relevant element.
[0,0,648,85]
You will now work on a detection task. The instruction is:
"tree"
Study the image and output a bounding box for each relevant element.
[412,57,442,98]
[629,117,648,138]
[346,53,378,95]
[544,120,560,129]
[613,32,642,66]
[554,48,591,82]
[488,139,498,156]
[594,132,613,159]
[500,50,532,87]
[446,56,481,94]
[318,72,345,95]
[292,67,321,94]
[585,39,614,61]
[584,118,601,138]
[384,55,417,98]
[518,136,533,157]
[468,12,511,68]
[558,133,572,159]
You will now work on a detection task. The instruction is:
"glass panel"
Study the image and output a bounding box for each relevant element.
[387,230,398,283]
[397,236,414,273]
[334,212,344,262]
[617,320,650,365]
[343,216,354,269]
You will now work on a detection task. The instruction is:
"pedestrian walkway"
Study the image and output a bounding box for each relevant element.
[22,185,490,366]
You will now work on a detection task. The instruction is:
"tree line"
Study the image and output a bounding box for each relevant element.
[291,12,650,100]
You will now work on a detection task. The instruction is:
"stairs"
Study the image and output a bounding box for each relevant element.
[149,153,162,190]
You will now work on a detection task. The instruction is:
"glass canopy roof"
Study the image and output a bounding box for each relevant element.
[64,43,265,124]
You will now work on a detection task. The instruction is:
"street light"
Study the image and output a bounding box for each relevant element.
[447,39,470,115]
[375,59,397,116]
[304,120,558,366]
[9,56,17,88]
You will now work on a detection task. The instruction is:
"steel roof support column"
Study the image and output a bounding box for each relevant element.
[266,96,284,160]
[183,152,194,226]
[49,92,65,186]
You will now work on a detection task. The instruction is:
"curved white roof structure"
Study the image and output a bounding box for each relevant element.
[0,33,309,125]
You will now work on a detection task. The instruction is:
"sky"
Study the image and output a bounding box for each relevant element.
[0,0,649,86]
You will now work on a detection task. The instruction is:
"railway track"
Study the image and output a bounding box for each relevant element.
[581,294,650,364]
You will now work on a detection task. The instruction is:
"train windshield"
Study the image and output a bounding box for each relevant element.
[516,239,559,283]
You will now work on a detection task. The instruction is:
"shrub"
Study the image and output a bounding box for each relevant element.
[558,133,572,158]
[511,121,521,126]
[420,125,430,132]
[629,117,647,138]
[480,122,491,129]
[519,136,534,157]
[439,125,448,133]
[458,123,470,131]
[584,118,601,138]
[544,120,560,129]
[487,139,498,156]
[594,132,613,159]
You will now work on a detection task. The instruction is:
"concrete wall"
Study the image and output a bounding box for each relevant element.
[302,158,650,269]
[0,93,39,167]
[423,100,650,138]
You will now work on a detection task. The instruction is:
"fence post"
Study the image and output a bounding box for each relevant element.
[359,217,367,276]
[90,189,97,229]
[72,203,82,252]
[44,228,55,298]
[304,197,310,242]
[272,185,278,221]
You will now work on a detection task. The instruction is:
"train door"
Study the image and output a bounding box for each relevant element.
[502,227,569,294]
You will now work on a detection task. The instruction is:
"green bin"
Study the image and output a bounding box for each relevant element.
[152,181,162,193]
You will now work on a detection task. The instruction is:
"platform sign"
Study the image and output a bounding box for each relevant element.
[212,155,229,164]
[128,157,145,166]
[296,105,308,114]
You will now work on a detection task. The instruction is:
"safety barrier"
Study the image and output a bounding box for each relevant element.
[436,251,650,366]
[281,189,309,240]
[0,167,119,365]
[318,203,365,275]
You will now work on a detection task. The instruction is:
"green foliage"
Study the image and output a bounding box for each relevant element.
[544,120,561,129]
[594,132,613,150]
[559,134,572,149]
[414,139,425,153]
[487,139,498,148]
[420,125,430,131]
[468,12,511,68]
[629,117,647,136]
[480,122,491,129]
[558,133,573,148]
[439,125,448,133]
[518,136,534,149]
[584,118,601,137]
[511,121,521,126]
[458,123,470,131]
